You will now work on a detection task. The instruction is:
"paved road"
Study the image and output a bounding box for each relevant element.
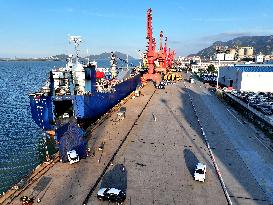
[183,74,273,204]
[89,80,227,205]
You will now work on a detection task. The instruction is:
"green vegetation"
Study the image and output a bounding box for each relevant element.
[207,64,216,73]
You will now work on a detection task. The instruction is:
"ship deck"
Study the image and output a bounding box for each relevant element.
[3,72,273,205]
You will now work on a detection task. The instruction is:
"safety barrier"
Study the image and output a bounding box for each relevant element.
[222,92,273,138]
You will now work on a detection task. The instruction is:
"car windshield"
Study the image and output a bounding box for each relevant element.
[196,169,204,174]
[103,188,111,195]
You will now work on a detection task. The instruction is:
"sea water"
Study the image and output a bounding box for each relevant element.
[0,59,139,193]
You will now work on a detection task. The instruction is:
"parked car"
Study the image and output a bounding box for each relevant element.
[260,107,272,115]
[230,89,273,115]
[189,76,195,83]
[194,163,206,182]
[97,188,126,203]
[201,73,217,84]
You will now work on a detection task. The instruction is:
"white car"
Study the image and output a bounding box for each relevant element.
[67,150,79,164]
[62,113,69,118]
[97,188,126,203]
[194,163,206,182]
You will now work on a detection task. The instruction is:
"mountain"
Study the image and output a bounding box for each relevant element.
[86,51,136,61]
[0,52,136,62]
[51,52,136,61]
[52,54,69,60]
[195,35,273,58]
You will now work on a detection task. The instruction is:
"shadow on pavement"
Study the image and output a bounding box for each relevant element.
[176,76,270,204]
[33,176,52,192]
[183,148,199,177]
[100,164,127,193]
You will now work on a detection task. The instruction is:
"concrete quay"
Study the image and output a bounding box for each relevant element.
[6,73,273,205]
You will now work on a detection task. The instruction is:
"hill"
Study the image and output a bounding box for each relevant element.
[0,52,136,61]
[50,52,135,61]
[86,51,136,61]
[195,35,273,58]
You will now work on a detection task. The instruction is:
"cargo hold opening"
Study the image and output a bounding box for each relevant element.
[54,100,73,118]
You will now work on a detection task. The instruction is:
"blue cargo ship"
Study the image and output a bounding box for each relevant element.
[29,36,141,131]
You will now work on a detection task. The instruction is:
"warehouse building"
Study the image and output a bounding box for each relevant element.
[219,65,273,92]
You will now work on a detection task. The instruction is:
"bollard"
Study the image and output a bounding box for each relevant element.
[152,113,157,121]
[117,111,125,120]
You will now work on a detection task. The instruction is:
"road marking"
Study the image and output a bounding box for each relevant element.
[184,83,232,205]
[226,109,272,152]
[251,131,272,152]
[206,91,212,96]
[226,108,244,125]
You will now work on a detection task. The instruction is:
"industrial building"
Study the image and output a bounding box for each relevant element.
[191,61,212,72]
[219,65,273,92]
[238,47,254,59]
[216,53,235,61]
[215,46,254,61]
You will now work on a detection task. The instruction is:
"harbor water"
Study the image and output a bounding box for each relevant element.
[0,59,139,194]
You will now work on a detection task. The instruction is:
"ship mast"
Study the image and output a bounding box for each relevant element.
[110,52,117,78]
[69,35,82,64]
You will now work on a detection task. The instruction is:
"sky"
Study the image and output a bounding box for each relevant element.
[1,0,273,58]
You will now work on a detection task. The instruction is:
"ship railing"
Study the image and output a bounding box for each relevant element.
[118,66,136,70]
[35,92,44,95]
[53,95,73,101]
[29,92,44,97]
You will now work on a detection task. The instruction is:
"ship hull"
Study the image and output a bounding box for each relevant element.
[29,74,141,130]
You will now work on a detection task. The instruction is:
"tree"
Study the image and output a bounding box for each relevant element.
[207,64,216,73]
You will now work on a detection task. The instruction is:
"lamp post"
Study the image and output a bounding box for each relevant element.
[216,59,220,89]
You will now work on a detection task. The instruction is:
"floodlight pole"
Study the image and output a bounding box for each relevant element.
[216,59,220,89]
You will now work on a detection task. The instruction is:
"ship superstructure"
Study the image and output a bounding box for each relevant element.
[29,36,141,130]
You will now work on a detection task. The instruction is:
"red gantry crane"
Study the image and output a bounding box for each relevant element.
[143,8,176,84]
[163,36,168,69]
[157,31,167,73]
[143,8,161,84]
[167,48,176,69]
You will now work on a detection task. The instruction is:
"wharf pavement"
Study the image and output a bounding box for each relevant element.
[8,83,155,205]
[6,73,272,205]
[87,79,227,205]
